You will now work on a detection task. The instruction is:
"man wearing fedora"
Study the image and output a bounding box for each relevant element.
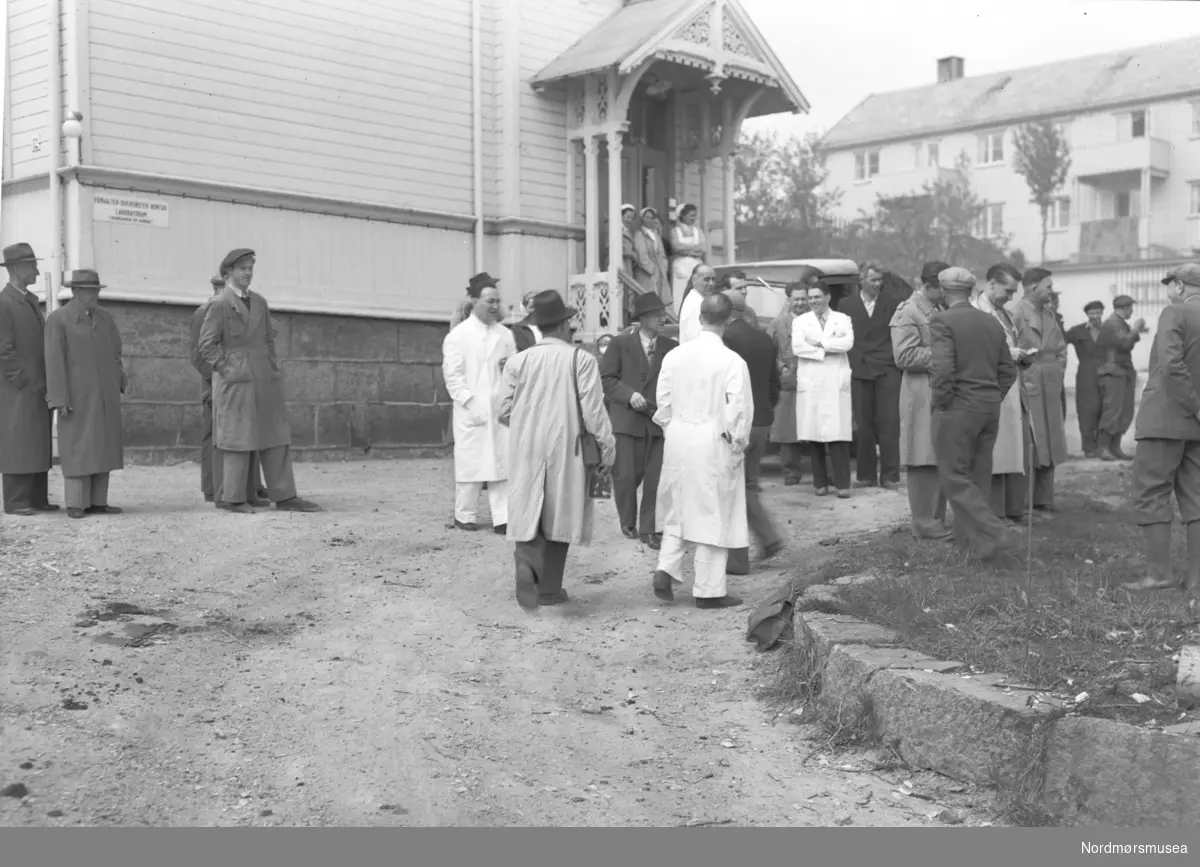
[44,270,126,519]
[599,292,677,549]
[189,274,267,505]
[198,249,320,514]
[0,242,59,515]
[442,273,516,533]
[1096,293,1149,461]
[499,290,616,609]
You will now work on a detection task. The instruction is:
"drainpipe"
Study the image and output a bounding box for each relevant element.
[471,0,484,272]
[46,0,63,312]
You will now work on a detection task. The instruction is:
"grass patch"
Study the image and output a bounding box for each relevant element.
[807,469,1200,727]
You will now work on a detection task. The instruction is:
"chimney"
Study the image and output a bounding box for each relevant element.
[937,56,964,83]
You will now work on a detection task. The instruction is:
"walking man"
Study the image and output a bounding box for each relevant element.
[599,293,676,549]
[890,261,951,540]
[499,290,615,610]
[1010,268,1068,512]
[1064,301,1106,457]
[841,261,903,488]
[190,274,266,504]
[198,249,320,514]
[722,288,784,574]
[652,293,753,609]
[1096,294,1148,461]
[442,273,516,532]
[44,270,126,519]
[1124,264,1200,596]
[929,268,1018,560]
[0,243,57,515]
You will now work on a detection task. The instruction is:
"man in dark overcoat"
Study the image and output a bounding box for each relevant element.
[198,249,319,514]
[1096,293,1148,461]
[929,267,1018,561]
[1125,264,1200,596]
[841,261,904,488]
[190,275,267,504]
[44,270,126,519]
[599,293,677,549]
[722,289,784,575]
[0,243,58,515]
[1064,300,1106,457]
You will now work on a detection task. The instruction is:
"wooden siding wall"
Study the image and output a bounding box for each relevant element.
[87,0,476,213]
[6,0,68,180]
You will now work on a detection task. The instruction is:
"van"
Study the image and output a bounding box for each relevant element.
[713,259,863,325]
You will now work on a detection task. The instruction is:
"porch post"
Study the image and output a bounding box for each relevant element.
[606,128,624,271]
[584,135,600,273]
[566,138,576,272]
[722,154,736,264]
[1139,168,1151,257]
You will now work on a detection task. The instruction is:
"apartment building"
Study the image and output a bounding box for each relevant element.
[820,35,1200,376]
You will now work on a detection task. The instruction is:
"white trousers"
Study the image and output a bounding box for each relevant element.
[656,532,728,598]
[455,481,508,525]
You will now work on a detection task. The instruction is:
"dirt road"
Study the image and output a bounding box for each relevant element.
[1,459,995,827]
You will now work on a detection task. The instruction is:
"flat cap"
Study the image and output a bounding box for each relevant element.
[220,248,255,274]
[938,266,976,292]
[1083,300,1104,313]
[1112,294,1135,308]
[1163,263,1200,288]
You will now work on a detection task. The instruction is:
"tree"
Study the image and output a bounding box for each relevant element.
[1012,120,1072,265]
[734,129,839,229]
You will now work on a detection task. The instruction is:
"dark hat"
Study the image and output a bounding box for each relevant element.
[920,261,951,284]
[220,248,255,275]
[62,269,107,290]
[631,293,666,319]
[1083,300,1104,313]
[210,275,226,288]
[520,290,577,328]
[467,272,500,293]
[2,242,38,267]
[1112,294,1135,309]
[1162,263,1200,289]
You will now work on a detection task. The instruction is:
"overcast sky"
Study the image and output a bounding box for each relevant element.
[739,0,1200,138]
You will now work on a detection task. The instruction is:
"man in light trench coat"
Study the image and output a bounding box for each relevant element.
[442,277,517,533]
[44,270,126,518]
[651,293,754,610]
[889,261,951,540]
[189,274,267,505]
[0,242,58,515]
[198,249,320,514]
[499,290,616,610]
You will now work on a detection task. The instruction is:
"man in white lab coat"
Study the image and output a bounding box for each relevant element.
[651,293,754,610]
[441,280,517,533]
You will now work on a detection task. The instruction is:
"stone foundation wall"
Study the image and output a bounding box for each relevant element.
[109,301,453,464]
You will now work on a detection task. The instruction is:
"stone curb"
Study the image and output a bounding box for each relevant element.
[793,591,1200,826]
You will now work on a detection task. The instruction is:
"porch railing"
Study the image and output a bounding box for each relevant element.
[568,269,678,341]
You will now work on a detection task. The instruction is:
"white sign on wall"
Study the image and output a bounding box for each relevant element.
[93,193,170,228]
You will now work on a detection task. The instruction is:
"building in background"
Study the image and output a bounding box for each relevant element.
[819,35,1200,379]
[1,0,805,459]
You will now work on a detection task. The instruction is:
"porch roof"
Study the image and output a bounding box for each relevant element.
[531,0,809,117]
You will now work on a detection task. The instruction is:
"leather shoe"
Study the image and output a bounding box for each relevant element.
[784,478,800,486]
[455,519,478,531]
[640,533,661,550]
[218,503,255,514]
[67,508,86,519]
[652,570,676,602]
[86,505,122,515]
[695,594,743,609]
[538,589,569,605]
[621,526,638,539]
[276,497,320,512]
[836,489,851,499]
[248,498,270,508]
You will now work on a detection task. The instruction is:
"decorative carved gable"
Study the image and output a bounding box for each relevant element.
[721,14,762,61]
[673,7,711,45]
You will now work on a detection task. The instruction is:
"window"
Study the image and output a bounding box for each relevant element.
[854,149,880,181]
[1116,192,1132,219]
[1131,110,1146,138]
[1048,198,1071,230]
[1118,109,1149,141]
[974,203,1005,237]
[976,130,1005,165]
[1190,183,1200,216]
[927,142,940,167]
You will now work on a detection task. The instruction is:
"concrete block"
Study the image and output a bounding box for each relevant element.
[290,314,398,361]
[797,584,843,611]
[125,356,200,402]
[288,404,316,448]
[866,667,1044,787]
[366,403,450,447]
[269,314,292,359]
[432,365,450,403]
[398,321,449,364]
[795,610,902,663]
[380,363,435,403]
[1043,716,1200,826]
[821,644,968,721]
[282,361,336,403]
[179,402,209,446]
[334,363,382,402]
[316,403,354,449]
[109,302,194,358]
[120,402,183,449]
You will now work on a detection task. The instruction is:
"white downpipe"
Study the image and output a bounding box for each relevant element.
[470,0,484,273]
[62,0,82,272]
[46,0,62,312]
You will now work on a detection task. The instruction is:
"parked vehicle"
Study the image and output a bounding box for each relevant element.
[714,258,862,325]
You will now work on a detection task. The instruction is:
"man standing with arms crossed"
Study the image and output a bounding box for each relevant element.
[1096,294,1149,461]
[1064,301,1106,458]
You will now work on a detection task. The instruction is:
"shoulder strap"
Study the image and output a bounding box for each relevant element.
[571,349,587,455]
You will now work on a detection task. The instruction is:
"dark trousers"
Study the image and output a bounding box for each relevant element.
[201,398,215,497]
[3,472,51,512]
[807,441,851,491]
[1075,370,1102,453]
[779,442,807,483]
[514,528,570,595]
[851,367,903,484]
[934,407,1010,559]
[990,473,1027,521]
[1098,369,1136,438]
[219,446,297,505]
[728,426,784,573]
[906,465,948,538]
[612,433,663,536]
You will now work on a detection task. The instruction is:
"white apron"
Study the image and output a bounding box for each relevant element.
[441,316,517,482]
[670,225,707,318]
[792,309,854,442]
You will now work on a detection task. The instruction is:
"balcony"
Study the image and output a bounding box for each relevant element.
[861,166,959,202]
[1072,137,1171,180]
[1078,216,1183,263]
